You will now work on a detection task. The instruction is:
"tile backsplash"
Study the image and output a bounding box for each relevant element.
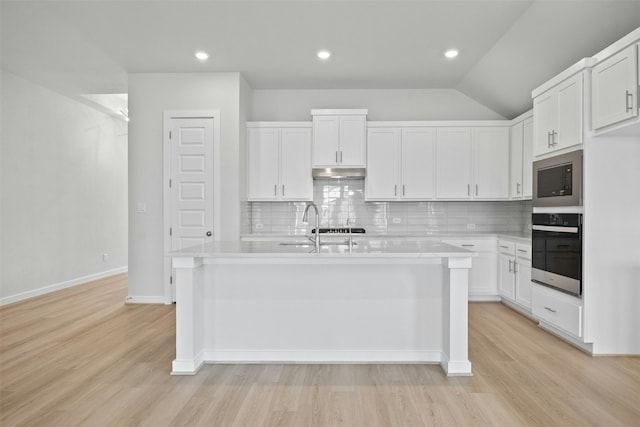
[242,180,532,235]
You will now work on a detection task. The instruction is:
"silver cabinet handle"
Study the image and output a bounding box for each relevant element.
[508,259,512,272]
[626,90,634,113]
[282,184,285,197]
[335,151,338,164]
[461,244,475,247]
[402,184,406,196]
[547,131,552,148]
[500,245,509,249]
[340,151,343,163]
[394,184,398,196]
[551,130,557,146]
[475,184,478,196]
[517,182,521,195]
[517,249,527,253]
[467,184,470,196]
[544,306,557,313]
[513,261,518,273]
[274,184,277,196]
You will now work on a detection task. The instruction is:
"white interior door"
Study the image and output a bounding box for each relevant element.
[170,117,214,251]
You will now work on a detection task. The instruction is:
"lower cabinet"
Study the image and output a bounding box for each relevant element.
[442,238,498,299]
[532,283,583,338]
[498,239,532,312]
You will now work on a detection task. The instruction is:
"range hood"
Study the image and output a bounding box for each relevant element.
[312,167,366,180]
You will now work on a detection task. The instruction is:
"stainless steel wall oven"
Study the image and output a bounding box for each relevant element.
[531,213,583,297]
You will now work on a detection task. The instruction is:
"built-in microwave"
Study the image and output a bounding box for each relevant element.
[533,150,583,207]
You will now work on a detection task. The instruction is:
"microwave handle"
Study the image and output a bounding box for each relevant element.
[532,225,579,233]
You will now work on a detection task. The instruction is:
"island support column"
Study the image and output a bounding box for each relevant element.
[171,256,204,375]
[441,256,473,376]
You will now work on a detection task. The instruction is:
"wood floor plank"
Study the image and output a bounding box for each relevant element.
[1,276,639,426]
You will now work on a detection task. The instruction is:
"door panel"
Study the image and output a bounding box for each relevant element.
[247,128,280,200]
[402,128,435,200]
[366,128,400,200]
[280,127,312,200]
[170,117,214,251]
[436,127,472,199]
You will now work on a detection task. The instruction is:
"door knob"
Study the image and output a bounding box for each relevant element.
[206,231,212,237]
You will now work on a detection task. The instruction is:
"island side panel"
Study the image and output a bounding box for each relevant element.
[200,260,445,363]
[441,256,473,376]
[171,256,205,375]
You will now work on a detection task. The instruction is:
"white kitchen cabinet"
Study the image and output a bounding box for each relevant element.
[509,116,533,200]
[498,241,516,301]
[443,238,498,299]
[533,72,584,156]
[247,124,312,201]
[436,127,509,200]
[472,127,510,199]
[499,239,532,311]
[366,127,436,201]
[592,44,639,131]
[522,118,533,199]
[532,283,583,338]
[312,110,367,167]
[436,128,472,199]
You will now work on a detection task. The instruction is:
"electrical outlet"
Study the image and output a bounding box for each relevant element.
[103,253,109,262]
[392,217,402,224]
[466,223,476,229]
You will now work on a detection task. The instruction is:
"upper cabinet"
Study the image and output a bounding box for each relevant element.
[247,123,312,201]
[436,126,509,200]
[365,127,436,201]
[592,44,639,132]
[509,114,533,200]
[311,109,367,168]
[533,71,584,157]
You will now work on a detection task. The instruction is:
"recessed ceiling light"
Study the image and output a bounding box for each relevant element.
[195,51,209,61]
[317,50,331,60]
[444,49,459,59]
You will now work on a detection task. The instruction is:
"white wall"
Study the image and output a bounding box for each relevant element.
[0,71,128,304]
[127,73,242,301]
[239,75,253,203]
[251,89,505,121]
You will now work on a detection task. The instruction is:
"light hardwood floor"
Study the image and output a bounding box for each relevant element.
[1,274,639,426]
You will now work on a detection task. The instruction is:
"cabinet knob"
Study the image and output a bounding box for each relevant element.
[206,231,212,237]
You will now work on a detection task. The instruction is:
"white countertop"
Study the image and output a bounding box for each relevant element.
[170,238,476,259]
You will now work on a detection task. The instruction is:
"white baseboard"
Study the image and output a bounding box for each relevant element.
[0,266,128,307]
[199,349,443,364]
[125,295,168,304]
[469,294,501,302]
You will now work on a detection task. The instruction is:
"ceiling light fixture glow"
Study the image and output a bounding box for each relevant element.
[444,49,459,59]
[317,50,331,60]
[195,51,209,61]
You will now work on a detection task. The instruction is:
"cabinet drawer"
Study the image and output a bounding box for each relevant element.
[532,285,582,338]
[498,240,515,255]
[443,239,496,253]
[515,243,532,260]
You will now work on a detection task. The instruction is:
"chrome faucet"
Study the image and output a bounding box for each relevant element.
[302,202,320,251]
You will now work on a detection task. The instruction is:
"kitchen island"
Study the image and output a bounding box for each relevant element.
[170,239,474,376]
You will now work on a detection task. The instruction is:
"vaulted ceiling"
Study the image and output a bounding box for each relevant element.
[2,1,639,118]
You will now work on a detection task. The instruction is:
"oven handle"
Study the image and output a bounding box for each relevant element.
[532,225,579,233]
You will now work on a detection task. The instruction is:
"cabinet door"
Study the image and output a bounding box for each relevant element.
[533,90,557,156]
[365,128,400,200]
[509,122,524,199]
[473,127,509,199]
[339,115,366,166]
[436,127,472,199]
[522,118,534,199]
[280,128,312,201]
[401,128,436,200]
[247,128,280,200]
[592,44,639,130]
[556,73,583,150]
[470,252,498,296]
[499,253,516,300]
[515,259,532,310]
[312,115,340,166]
